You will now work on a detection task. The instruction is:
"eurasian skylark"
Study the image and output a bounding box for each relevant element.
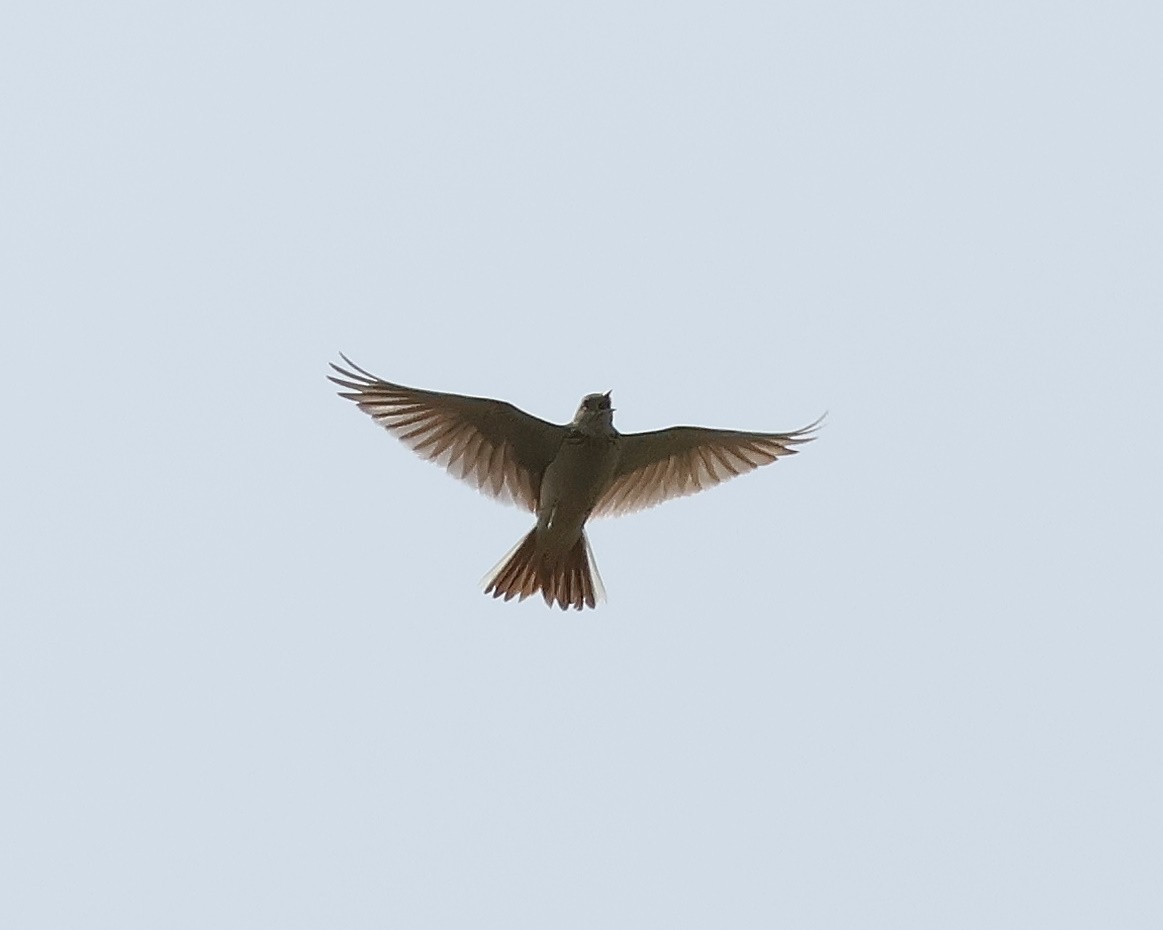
[330,355,820,609]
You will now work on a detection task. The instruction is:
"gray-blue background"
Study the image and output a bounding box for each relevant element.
[4,1,1160,926]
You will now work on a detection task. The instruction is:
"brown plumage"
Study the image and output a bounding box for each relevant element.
[483,528,603,610]
[329,354,820,609]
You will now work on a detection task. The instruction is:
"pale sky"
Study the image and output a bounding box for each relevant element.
[3,1,1161,927]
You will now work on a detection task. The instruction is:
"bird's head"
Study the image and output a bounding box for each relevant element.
[571,391,615,434]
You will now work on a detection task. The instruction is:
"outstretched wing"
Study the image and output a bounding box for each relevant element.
[592,416,822,517]
[329,355,566,513]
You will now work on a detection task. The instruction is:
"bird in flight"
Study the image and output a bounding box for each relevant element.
[329,355,821,610]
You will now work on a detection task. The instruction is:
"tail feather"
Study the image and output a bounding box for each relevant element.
[483,529,605,610]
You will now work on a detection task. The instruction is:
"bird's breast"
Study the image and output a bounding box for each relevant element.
[535,433,619,545]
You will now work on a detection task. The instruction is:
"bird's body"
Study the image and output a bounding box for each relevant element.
[536,402,619,549]
[329,355,820,609]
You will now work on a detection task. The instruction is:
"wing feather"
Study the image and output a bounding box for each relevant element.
[592,416,822,517]
[329,355,565,512]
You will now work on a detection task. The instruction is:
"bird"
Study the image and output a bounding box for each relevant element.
[328,355,821,610]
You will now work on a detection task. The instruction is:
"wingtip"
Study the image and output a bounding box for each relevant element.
[329,352,385,388]
[795,411,827,439]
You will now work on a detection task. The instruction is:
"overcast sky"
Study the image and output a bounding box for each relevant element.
[3,1,1161,927]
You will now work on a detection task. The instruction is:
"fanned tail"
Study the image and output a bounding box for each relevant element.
[483,529,605,610]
